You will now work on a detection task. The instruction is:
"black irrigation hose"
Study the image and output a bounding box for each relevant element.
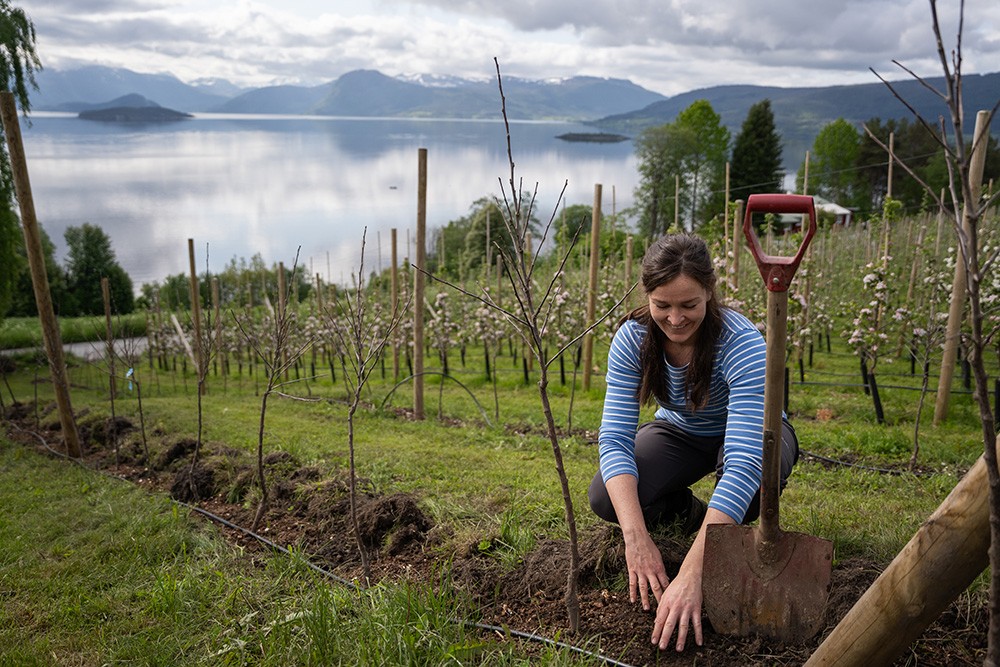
[379,371,493,427]
[2,418,636,667]
[179,501,357,588]
[790,379,973,394]
[800,449,935,477]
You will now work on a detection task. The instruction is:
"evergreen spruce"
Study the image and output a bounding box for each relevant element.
[730,99,784,200]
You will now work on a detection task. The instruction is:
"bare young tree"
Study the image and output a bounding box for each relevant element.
[807,1,1000,663]
[323,228,410,583]
[232,252,315,532]
[423,59,634,633]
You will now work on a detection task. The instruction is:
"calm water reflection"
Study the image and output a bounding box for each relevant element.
[22,113,639,288]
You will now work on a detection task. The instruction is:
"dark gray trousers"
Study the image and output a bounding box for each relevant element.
[588,419,799,527]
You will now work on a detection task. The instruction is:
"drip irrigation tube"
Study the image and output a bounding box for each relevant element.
[800,449,936,477]
[379,371,493,426]
[790,379,973,394]
[2,418,635,667]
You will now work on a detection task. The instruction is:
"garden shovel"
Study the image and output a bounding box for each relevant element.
[701,194,833,643]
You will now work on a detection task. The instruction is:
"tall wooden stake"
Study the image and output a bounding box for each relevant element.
[102,277,116,397]
[0,93,81,457]
[391,228,400,382]
[187,239,205,394]
[723,162,730,292]
[673,174,680,232]
[798,152,812,376]
[625,234,635,310]
[882,132,895,262]
[414,148,427,419]
[935,111,989,423]
[583,183,602,392]
[732,199,744,292]
[211,277,221,375]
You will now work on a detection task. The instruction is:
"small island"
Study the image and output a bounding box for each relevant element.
[79,106,193,122]
[556,132,630,143]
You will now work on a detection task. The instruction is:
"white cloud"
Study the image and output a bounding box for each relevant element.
[25,0,1000,95]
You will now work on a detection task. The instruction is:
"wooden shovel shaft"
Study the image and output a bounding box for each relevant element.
[760,288,787,543]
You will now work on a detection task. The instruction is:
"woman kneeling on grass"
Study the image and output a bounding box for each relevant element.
[588,233,799,652]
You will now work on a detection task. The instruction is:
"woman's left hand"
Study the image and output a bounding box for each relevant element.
[650,506,733,652]
[650,564,704,652]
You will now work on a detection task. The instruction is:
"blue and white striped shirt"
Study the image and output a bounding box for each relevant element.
[597,308,767,523]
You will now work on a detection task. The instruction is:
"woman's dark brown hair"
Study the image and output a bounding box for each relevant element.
[623,233,723,410]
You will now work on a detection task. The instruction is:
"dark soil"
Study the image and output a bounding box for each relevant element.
[3,404,988,666]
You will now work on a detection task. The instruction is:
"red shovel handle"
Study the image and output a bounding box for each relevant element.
[742,194,817,292]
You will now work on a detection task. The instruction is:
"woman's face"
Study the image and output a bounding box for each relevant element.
[647,274,710,348]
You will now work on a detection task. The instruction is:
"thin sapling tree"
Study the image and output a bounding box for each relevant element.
[323,228,409,583]
[812,1,1000,661]
[232,251,316,532]
[423,59,635,633]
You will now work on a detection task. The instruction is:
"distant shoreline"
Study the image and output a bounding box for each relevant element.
[556,132,630,143]
[79,106,193,122]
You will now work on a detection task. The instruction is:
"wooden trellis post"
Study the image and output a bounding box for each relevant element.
[583,183,602,392]
[187,239,205,394]
[391,228,400,382]
[935,111,989,423]
[732,199,744,292]
[723,162,730,293]
[0,92,82,457]
[414,148,427,420]
[102,277,116,397]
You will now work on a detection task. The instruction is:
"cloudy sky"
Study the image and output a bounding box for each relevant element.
[26,0,1000,97]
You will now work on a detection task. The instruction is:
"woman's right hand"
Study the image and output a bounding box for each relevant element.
[625,531,670,610]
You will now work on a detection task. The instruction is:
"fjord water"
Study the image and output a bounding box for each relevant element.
[22,112,639,288]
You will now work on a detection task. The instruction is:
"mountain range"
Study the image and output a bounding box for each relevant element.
[33,66,668,122]
[31,65,1000,169]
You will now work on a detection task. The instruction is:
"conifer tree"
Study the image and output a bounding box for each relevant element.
[730,99,783,200]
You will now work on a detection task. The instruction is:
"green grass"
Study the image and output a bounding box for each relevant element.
[0,314,147,350]
[0,439,597,665]
[0,322,993,663]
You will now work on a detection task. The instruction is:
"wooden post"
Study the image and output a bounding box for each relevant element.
[804,438,995,666]
[277,261,287,312]
[625,234,634,310]
[935,111,990,423]
[414,148,427,419]
[277,261,288,381]
[0,93,81,457]
[485,208,491,283]
[881,132,895,265]
[723,162,730,292]
[732,199,744,292]
[673,174,680,232]
[102,277,116,397]
[583,183,602,392]
[798,153,811,378]
[391,228,400,381]
[439,230,445,273]
[187,239,205,394]
[211,277,221,376]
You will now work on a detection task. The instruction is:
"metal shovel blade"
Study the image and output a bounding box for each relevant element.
[703,523,833,642]
[701,193,832,643]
